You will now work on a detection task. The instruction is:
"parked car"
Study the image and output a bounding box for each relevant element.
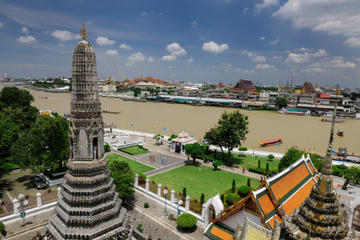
[32,176,48,189]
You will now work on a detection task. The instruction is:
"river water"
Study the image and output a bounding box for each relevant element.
[2,83,359,154]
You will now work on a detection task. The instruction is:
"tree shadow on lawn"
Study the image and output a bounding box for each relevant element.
[16,175,32,183]
[0,179,14,195]
[184,160,201,166]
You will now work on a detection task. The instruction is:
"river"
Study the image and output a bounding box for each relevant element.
[2,83,359,154]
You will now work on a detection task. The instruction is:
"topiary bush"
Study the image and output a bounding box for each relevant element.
[225,193,241,206]
[144,202,149,208]
[213,160,222,170]
[177,213,197,229]
[238,186,250,197]
[104,143,111,152]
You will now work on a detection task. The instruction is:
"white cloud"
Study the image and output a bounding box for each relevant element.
[255,64,276,70]
[272,56,283,60]
[303,67,326,73]
[51,30,80,41]
[202,41,229,54]
[166,42,186,56]
[256,0,279,10]
[17,35,36,44]
[191,21,198,28]
[242,8,249,15]
[344,37,360,48]
[21,26,29,34]
[96,36,115,46]
[286,49,327,63]
[147,57,154,63]
[119,43,133,50]
[186,58,194,63]
[0,22,3,28]
[242,50,266,62]
[274,0,360,46]
[328,57,356,68]
[162,55,177,62]
[126,52,146,66]
[140,11,151,16]
[270,38,280,45]
[106,49,118,56]
[259,36,265,40]
[243,69,255,74]
[304,56,356,72]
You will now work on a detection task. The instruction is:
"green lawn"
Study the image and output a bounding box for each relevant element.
[119,146,149,155]
[150,165,260,201]
[203,152,279,173]
[107,153,154,174]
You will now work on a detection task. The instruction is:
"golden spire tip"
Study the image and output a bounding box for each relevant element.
[80,24,87,40]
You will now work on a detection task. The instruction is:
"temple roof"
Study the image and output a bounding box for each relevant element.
[213,155,318,231]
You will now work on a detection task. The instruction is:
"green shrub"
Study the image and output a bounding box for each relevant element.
[248,167,276,176]
[247,178,251,187]
[183,187,187,198]
[213,160,222,169]
[238,186,250,197]
[136,224,143,232]
[177,213,197,229]
[138,173,147,183]
[267,154,275,161]
[144,202,149,208]
[332,165,348,177]
[225,193,241,206]
[0,221,5,234]
[104,143,111,152]
[200,193,205,205]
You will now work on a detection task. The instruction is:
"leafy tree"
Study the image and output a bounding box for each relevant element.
[200,193,205,205]
[275,97,288,109]
[130,86,141,97]
[310,154,323,172]
[0,117,19,157]
[108,160,135,201]
[212,160,222,170]
[11,115,69,173]
[177,213,197,229]
[267,154,275,161]
[204,111,248,165]
[239,147,247,155]
[225,193,241,206]
[231,179,236,193]
[278,147,305,172]
[167,134,178,141]
[185,143,202,164]
[153,133,164,145]
[0,221,5,236]
[238,186,250,197]
[0,87,34,109]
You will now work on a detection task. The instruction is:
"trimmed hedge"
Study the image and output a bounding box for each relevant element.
[248,167,276,176]
[177,213,197,229]
[225,193,241,206]
[238,186,250,197]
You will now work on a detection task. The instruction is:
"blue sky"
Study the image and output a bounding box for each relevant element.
[0,0,360,87]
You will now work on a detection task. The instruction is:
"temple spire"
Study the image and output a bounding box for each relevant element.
[322,104,337,176]
[80,24,87,40]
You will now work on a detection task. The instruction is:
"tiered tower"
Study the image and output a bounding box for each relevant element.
[282,105,349,239]
[47,25,133,240]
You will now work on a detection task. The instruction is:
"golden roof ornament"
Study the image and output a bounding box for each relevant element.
[80,24,87,40]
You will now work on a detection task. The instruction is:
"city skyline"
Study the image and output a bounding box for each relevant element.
[0,0,360,87]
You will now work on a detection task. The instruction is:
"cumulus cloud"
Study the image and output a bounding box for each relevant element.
[242,50,266,62]
[286,49,327,63]
[51,30,81,41]
[303,67,326,73]
[106,49,118,56]
[18,35,36,44]
[344,37,360,48]
[186,58,194,63]
[304,56,356,73]
[255,64,276,70]
[21,26,29,34]
[162,42,186,61]
[202,41,229,54]
[256,0,279,10]
[0,22,3,28]
[162,55,177,62]
[126,52,146,66]
[147,57,154,63]
[274,0,360,48]
[191,21,198,28]
[259,36,265,40]
[119,43,133,50]
[270,38,280,45]
[96,36,115,46]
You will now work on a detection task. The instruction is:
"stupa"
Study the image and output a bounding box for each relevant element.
[46,25,133,239]
[281,105,349,239]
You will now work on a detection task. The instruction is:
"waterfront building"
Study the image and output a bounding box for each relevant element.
[46,25,134,239]
[204,155,317,239]
[233,79,256,93]
[281,106,350,239]
[170,131,196,154]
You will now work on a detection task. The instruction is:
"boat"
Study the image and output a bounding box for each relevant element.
[321,118,344,123]
[279,108,310,116]
[337,129,344,137]
[102,110,121,114]
[259,137,283,147]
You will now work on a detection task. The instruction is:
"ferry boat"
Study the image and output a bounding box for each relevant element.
[259,137,283,147]
[279,108,310,116]
[321,118,344,123]
[337,129,344,137]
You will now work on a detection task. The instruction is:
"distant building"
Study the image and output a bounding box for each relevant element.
[302,81,316,94]
[233,79,256,93]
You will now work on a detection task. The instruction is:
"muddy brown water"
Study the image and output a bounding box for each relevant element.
[2,83,359,154]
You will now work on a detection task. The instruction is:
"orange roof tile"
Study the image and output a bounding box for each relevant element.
[267,215,282,229]
[306,161,315,174]
[210,226,234,240]
[281,179,315,215]
[270,163,310,201]
[257,193,275,216]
